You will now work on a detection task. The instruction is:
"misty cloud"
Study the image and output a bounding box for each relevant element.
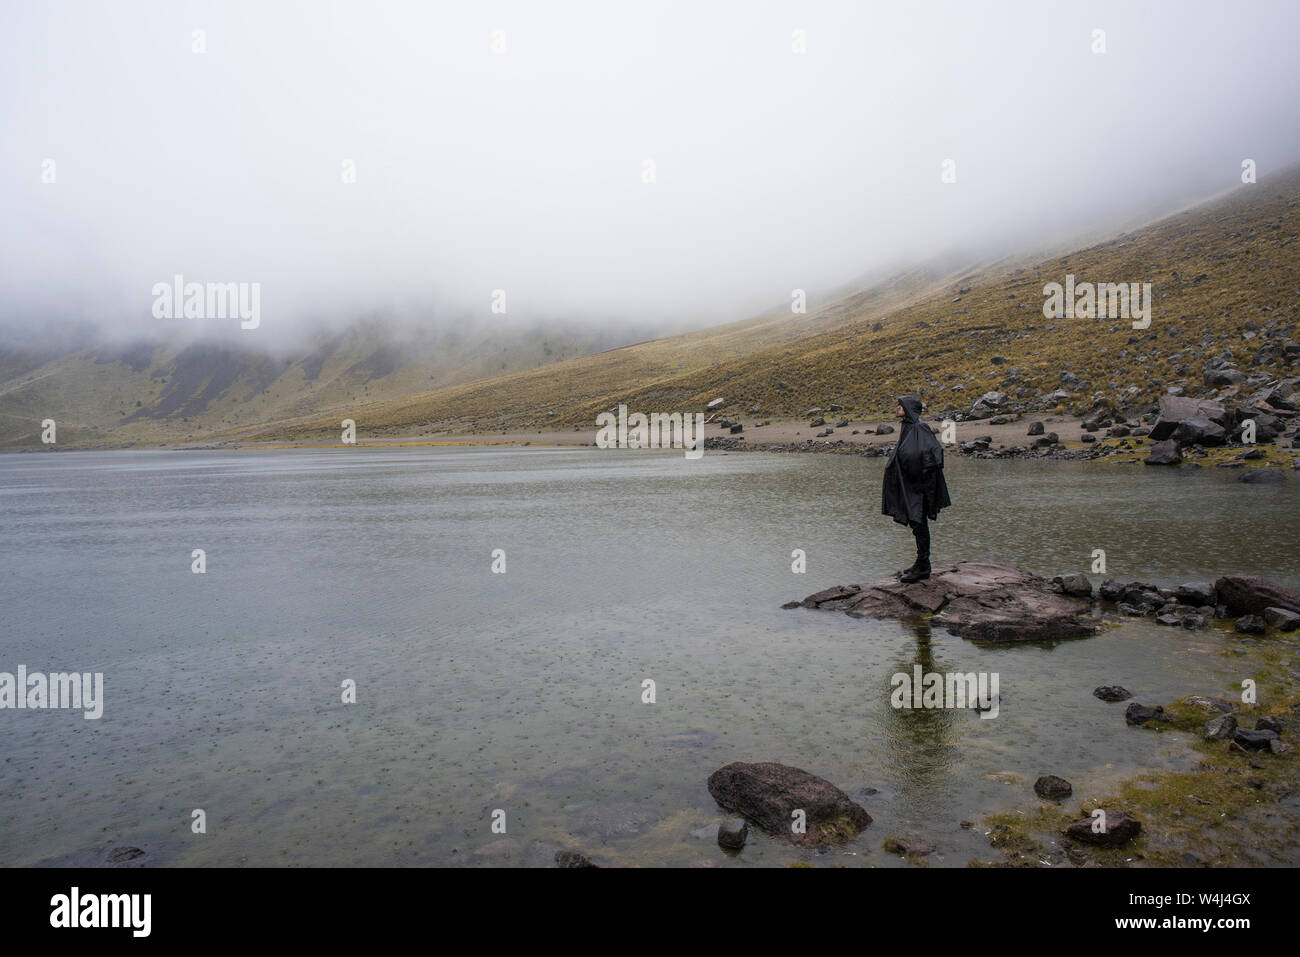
[3,0,1299,344]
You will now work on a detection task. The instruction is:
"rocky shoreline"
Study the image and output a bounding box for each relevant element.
[703,374,1300,475]
[788,562,1300,641]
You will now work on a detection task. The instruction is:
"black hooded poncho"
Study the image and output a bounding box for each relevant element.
[881,396,952,525]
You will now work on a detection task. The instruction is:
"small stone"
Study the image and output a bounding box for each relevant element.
[1256,716,1283,734]
[1033,775,1073,800]
[1065,810,1141,847]
[1235,614,1267,635]
[1264,607,1300,631]
[1203,714,1238,741]
[1094,685,1132,702]
[1125,703,1165,726]
[555,850,599,868]
[717,819,749,850]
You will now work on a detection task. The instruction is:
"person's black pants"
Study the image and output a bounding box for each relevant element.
[908,517,931,569]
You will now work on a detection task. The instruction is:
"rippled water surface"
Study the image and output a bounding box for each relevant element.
[2,447,1297,866]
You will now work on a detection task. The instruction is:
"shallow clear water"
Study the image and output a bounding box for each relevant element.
[2,447,1297,866]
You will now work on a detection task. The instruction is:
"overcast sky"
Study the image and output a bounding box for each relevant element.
[3,0,1299,344]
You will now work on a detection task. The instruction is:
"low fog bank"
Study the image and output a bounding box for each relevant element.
[3,0,1299,350]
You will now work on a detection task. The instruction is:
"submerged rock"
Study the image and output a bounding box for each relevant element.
[788,561,1099,642]
[884,835,936,856]
[1237,468,1286,484]
[569,802,662,841]
[706,762,872,847]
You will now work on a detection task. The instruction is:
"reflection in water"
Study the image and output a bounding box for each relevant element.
[885,617,960,794]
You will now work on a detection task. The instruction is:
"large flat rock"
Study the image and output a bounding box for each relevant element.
[789,560,1100,642]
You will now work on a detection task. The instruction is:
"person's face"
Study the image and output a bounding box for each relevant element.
[897,404,905,418]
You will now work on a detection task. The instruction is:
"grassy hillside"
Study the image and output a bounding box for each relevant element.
[250,165,1300,443]
[0,315,688,449]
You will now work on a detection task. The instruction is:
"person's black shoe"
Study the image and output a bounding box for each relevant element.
[900,566,931,583]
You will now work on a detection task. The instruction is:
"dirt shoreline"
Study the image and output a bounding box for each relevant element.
[213,414,1093,452]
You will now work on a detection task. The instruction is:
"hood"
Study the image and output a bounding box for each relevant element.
[897,396,923,424]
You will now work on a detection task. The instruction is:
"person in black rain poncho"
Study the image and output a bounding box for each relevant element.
[881,396,951,581]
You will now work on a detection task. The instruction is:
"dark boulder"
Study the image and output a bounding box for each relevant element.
[1027,421,1045,436]
[1172,417,1227,446]
[1034,775,1073,800]
[1144,440,1182,465]
[1235,614,1267,635]
[706,762,872,847]
[1215,576,1300,616]
[1204,367,1245,387]
[1099,579,1125,601]
[1175,582,1216,606]
[1051,573,1093,597]
[1255,376,1300,411]
[1065,811,1141,848]
[1232,728,1279,751]
[1094,685,1132,702]
[1125,703,1166,726]
[1203,714,1238,741]
[1264,607,1300,631]
[1149,396,1231,440]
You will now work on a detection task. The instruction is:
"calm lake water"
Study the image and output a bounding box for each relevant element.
[2,446,1297,867]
